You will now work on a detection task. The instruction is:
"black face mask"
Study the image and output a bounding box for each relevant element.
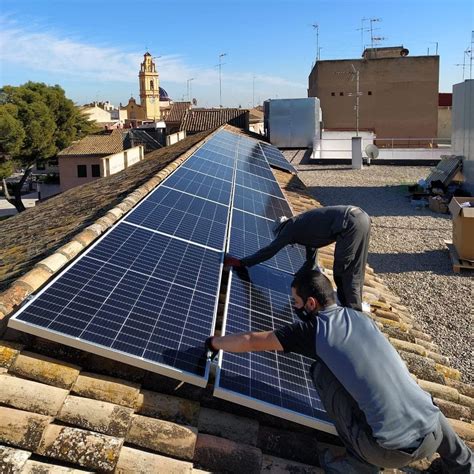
[294,306,312,322]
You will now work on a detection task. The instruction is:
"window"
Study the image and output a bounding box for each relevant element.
[91,164,101,177]
[368,91,373,95]
[150,80,154,90]
[77,165,87,178]
[331,92,335,96]
[339,92,344,96]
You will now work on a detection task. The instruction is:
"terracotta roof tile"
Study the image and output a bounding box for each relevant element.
[0,445,31,473]
[180,108,249,133]
[58,129,125,156]
[165,101,192,124]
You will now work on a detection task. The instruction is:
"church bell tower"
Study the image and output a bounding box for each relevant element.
[139,52,160,120]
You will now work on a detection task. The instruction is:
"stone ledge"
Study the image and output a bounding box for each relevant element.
[0,373,69,416]
[0,406,52,451]
[10,351,81,389]
[57,395,134,437]
[71,372,141,408]
[198,407,259,446]
[115,446,193,474]
[36,424,123,472]
[194,433,262,474]
[127,414,197,461]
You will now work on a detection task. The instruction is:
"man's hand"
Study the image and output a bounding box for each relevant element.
[224,255,243,268]
[205,336,219,360]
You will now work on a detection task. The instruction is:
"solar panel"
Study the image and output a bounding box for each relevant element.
[182,154,234,182]
[236,160,276,180]
[259,142,297,174]
[214,266,335,433]
[162,167,232,205]
[235,170,285,199]
[9,222,222,386]
[233,185,293,221]
[229,210,306,274]
[124,187,229,251]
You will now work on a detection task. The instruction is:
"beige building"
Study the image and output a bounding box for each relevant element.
[80,104,112,124]
[58,130,144,191]
[308,46,439,144]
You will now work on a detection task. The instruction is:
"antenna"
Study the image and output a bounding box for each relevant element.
[369,18,382,55]
[186,78,195,102]
[252,74,256,108]
[312,23,320,61]
[356,18,370,55]
[217,53,227,107]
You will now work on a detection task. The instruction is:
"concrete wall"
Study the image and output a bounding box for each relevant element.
[166,131,186,146]
[308,56,439,141]
[438,107,452,141]
[59,146,144,191]
[81,106,112,124]
[452,80,474,193]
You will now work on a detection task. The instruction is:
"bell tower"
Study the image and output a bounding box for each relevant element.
[139,52,160,120]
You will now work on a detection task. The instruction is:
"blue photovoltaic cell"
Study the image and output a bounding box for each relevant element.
[259,142,297,174]
[235,171,285,198]
[236,160,275,180]
[182,155,234,182]
[162,167,232,205]
[216,266,330,425]
[11,222,222,381]
[229,210,306,274]
[125,187,228,250]
[233,185,292,220]
[193,149,235,167]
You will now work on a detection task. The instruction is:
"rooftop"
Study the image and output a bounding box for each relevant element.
[0,126,472,473]
[180,108,249,133]
[58,129,125,157]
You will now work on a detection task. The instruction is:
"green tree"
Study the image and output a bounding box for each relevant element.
[0,82,97,212]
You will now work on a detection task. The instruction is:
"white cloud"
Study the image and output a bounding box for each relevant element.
[0,17,305,104]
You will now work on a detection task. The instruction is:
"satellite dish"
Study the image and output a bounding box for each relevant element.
[400,48,409,57]
[365,144,379,166]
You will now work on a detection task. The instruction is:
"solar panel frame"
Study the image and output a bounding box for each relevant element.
[214,269,336,434]
[9,220,224,387]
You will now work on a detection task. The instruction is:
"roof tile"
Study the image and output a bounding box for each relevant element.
[434,397,472,420]
[21,459,93,473]
[36,424,123,472]
[0,407,52,451]
[10,351,81,389]
[0,374,68,416]
[0,444,31,473]
[0,341,24,369]
[57,395,134,437]
[261,453,323,473]
[448,418,474,441]
[115,446,193,474]
[36,253,69,275]
[72,373,141,408]
[58,130,125,157]
[126,414,197,461]
[194,433,262,474]
[198,407,259,446]
[136,390,200,426]
[57,240,86,262]
[417,380,460,403]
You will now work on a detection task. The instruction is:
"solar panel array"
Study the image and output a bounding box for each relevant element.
[10,129,331,432]
[259,141,297,174]
[215,266,334,432]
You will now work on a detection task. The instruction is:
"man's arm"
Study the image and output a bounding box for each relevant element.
[210,331,284,353]
[240,231,292,267]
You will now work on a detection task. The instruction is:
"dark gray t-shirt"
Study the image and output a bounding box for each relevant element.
[275,305,440,450]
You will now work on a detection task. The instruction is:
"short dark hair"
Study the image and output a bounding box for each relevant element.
[291,269,336,307]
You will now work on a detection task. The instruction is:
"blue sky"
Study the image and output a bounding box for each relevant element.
[1,0,473,108]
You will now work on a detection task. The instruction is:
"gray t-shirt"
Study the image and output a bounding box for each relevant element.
[275,305,440,450]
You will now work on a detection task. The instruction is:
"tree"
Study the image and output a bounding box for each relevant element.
[0,82,97,212]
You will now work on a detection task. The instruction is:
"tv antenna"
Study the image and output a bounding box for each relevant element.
[216,53,227,107]
[356,18,370,54]
[311,23,320,61]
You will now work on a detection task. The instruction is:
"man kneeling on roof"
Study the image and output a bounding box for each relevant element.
[224,206,371,312]
[205,269,473,473]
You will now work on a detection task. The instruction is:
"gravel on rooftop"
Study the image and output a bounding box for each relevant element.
[295,162,473,384]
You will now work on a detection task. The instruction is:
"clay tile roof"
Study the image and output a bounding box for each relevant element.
[165,101,192,124]
[180,108,249,133]
[0,125,472,473]
[58,129,125,157]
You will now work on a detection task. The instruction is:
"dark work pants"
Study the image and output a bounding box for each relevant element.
[333,207,371,311]
[310,362,473,473]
